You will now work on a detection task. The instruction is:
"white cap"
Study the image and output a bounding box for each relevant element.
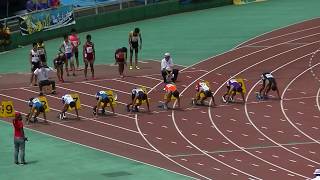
[164,52,170,57]
[314,169,320,175]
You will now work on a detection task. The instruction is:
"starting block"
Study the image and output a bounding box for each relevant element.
[68,93,81,112]
[43,85,52,95]
[38,96,50,112]
[0,101,15,117]
[102,90,117,107]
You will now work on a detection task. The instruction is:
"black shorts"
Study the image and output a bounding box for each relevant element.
[69,101,76,108]
[267,78,277,90]
[74,48,79,59]
[204,90,212,97]
[172,90,180,98]
[130,42,139,53]
[39,54,46,63]
[36,106,45,113]
[31,61,40,72]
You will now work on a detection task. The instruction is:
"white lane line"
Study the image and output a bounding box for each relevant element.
[56,85,128,106]
[0,120,189,180]
[134,114,203,179]
[0,94,157,153]
[236,20,320,48]
[112,79,152,89]
[280,63,320,149]
[81,81,131,95]
[243,51,320,168]
[173,30,320,179]
[316,87,320,113]
[20,87,134,120]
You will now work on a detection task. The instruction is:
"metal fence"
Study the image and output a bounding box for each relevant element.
[0,0,166,33]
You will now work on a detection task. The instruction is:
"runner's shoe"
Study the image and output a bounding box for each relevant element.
[59,113,64,120]
[129,66,133,70]
[163,104,168,110]
[222,96,227,103]
[191,98,196,105]
[135,66,140,70]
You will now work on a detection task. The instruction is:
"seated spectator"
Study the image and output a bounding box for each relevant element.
[0,23,4,47]
[26,0,35,12]
[36,0,49,10]
[0,24,11,50]
[49,0,60,8]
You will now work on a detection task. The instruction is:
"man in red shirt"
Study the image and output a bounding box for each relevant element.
[83,34,95,80]
[13,112,27,165]
[115,47,127,78]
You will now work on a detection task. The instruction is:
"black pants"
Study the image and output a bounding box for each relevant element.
[39,80,56,92]
[161,69,178,83]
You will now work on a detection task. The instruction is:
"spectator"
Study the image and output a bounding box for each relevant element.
[26,0,35,12]
[33,64,57,96]
[0,24,10,50]
[311,169,320,180]
[13,112,27,165]
[49,0,60,8]
[0,23,4,48]
[69,28,81,70]
[37,0,49,10]
[161,52,179,83]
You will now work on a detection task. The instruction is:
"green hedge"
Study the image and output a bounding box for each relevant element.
[6,0,232,50]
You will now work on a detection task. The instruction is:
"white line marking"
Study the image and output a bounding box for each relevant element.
[135,113,207,179]
[0,121,191,179]
[56,85,130,105]
[112,79,152,89]
[0,95,157,153]
[81,81,131,95]
[21,87,134,120]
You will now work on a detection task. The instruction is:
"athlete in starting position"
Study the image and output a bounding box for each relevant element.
[193,81,216,106]
[93,91,115,116]
[59,94,79,120]
[26,97,47,124]
[127,87,149,112]
[257,72,280,100]
[222,79,245,103]
[163,83,181,110]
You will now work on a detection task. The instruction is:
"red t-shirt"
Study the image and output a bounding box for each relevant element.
[84,42,94,61]
[69,34,79,48]
[13,119,24,138]
[115,49,125,62]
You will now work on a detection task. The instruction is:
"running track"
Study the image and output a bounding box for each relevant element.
[1,18,320,180]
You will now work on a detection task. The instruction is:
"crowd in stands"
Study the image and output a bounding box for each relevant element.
[0,23,11,50]
[26,0,61,12]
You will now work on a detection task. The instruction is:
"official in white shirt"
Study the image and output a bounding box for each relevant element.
[161,53,178,83]
[33,65,56,96]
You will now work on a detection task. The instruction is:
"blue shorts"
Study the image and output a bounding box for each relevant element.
[33,102,44,111]
[65,53,73,60]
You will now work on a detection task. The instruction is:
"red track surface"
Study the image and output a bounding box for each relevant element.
[1,18,320,180]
